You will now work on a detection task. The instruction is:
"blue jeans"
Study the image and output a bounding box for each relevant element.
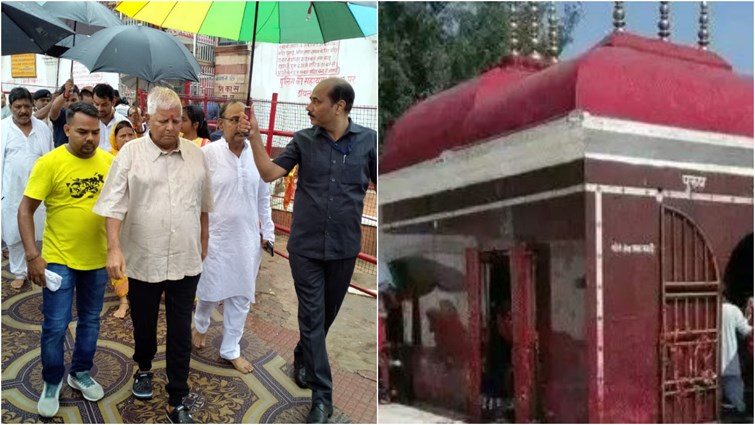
[41,264,108,385]
[722,374,746,413]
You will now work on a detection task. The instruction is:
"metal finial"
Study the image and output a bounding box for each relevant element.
[658,1,671,41]
[698,1,710,50]
[613,2,626,32]
[510,3,520,56]
[547,2,559,63]
[529,2,541,59]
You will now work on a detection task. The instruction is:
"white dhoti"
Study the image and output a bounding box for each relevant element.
[194,296,252,360]
[8,240,27,279]
[1,116,53,281]
[193,138,274,359]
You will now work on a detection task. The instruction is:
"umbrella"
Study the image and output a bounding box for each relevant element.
[387,256,466,297]
[115,1,377,102]
[1,1,73,56]
[120,75,172,91]
[61,25,200,84]
[45,33,89,58]
[39,1,123,29]
[39,1,124,82]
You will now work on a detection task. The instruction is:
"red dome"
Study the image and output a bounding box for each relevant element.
[381,32,753,174]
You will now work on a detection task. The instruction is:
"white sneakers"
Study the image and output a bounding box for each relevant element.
[67,371,105,402]
[38,372,104,417]
[37,379,63,418]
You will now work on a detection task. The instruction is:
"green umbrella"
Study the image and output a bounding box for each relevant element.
[115,1,377,102]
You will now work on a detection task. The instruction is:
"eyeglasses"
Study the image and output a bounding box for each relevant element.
[221,116,240,124]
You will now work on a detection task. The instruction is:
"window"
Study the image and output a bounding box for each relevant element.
[196,44,215,63]
[217,38,247,47]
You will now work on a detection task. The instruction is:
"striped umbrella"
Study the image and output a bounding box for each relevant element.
[115,1,377,101]
[116,1,376,43]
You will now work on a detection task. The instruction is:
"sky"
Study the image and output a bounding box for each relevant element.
[560,1,754,75]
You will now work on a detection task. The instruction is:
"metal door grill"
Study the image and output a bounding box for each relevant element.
[660,207,720,423]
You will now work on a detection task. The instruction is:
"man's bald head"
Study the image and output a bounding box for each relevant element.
[317,78,355,114]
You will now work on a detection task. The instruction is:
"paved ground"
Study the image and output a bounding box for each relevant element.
[378,403,465,424]
[248,239,378,423]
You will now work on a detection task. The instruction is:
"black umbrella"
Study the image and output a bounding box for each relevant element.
[61,25,200,83]
[40,1,124,82]
[39,1,123,29]
[1,1,73,55]
[388,256,466,297]
[44,33,88,58]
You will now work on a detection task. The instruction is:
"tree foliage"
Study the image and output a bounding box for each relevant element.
[379,2,582,150]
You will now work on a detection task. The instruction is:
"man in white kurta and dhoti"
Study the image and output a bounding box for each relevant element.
[1,87,53,289]
[192,100,274,373]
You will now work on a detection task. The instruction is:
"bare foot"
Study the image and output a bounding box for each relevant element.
[192,328,207,349]
[10,278,24,289]
[2,250,8,259]
[227,357,254,374]
[113,303,129,319]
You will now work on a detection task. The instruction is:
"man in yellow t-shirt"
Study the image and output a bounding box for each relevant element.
[17,102,114,418]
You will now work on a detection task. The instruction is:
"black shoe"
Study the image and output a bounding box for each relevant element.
[294,362,308,389]
[132,371,153,400]
[166,404,194,424]
[306,402,333,423]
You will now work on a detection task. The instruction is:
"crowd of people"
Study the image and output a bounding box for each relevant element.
[2,77,377,424]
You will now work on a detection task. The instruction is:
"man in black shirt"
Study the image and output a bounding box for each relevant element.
[48,79,80,147]
[245,78,376,423]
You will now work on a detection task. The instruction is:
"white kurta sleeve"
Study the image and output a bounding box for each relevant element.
[30,117,53,156]
[257,177,274,242]
[734,307,753,337]
[42,125,53,153]
[1,120,6,197]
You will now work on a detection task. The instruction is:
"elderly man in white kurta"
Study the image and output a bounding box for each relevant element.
[192,101,274,373]
[1,87,53,289]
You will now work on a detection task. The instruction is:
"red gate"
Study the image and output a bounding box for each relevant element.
[467,247,537,422]
[511,246,537,423]
[466,248,482,421]
[660,206,720,423]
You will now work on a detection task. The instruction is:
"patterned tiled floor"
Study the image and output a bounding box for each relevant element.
[1,257,365,423]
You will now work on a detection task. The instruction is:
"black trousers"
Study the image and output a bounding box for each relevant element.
[128,274,199,407]
[290,253,357,405]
